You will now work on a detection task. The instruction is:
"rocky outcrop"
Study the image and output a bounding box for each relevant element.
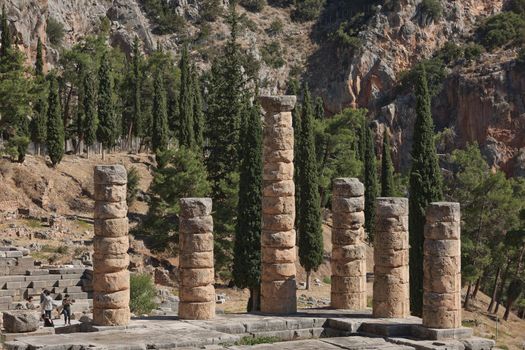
[2,311,39,333]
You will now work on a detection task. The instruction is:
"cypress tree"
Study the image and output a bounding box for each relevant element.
[363,124,378,241]
[35,37,44,76]
[1,5,11,57]
[288,79,302,232]
[46,75,64,166]
[191,66,205,150]
[31,94,47,155]
[130,37,142,142]
[179,44,194,148]
[409,67,443,316]
[97,52,117,158]
[381,130,395,197]
[314,96,324,119]
[83,71,97,157]
[233,97,263,312]
[151,71,169,153]
[297,84,323,290]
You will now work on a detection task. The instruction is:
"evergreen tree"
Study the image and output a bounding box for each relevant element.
[1,5,11,57]
[151,71,169,153]
[288,79,302,231]
[35,37,44,76]
[46,75,64,166]
[363,123,378,240]
[409,67,443,316]
[97,51,117,158]
[315,96,324,119]
[233,97,263,311]
[31,94,47,155]
[381,130,395,197]
[130,37,142,143]
[179,45,194,148]
[297,84,323,290]
[83,70,97,157]
[191,66,205,150]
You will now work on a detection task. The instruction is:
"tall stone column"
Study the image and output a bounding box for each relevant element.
[423,202,461,329]
[330,178,367,310]
[259,95,297,314]
[373,197,410,318]
[93,165,130,326]
[179,198,215,320]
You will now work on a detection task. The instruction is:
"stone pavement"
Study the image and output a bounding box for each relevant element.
[3,309,495,350]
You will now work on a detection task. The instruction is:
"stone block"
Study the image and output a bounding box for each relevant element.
[94,183,127,202]
[331,275,366,292]
[264,149,294,164]
[374,249,409,268]
[330,292,367,310]
[425,202,460,223]
[2,311,39,333]
[332,244,366,262]
[92,253,130,274]
[4,251,22,258]
[332,196,364,213]
[424,221,461,240]
[332,211,365,230]
[262,247,296,264]
[372,299,410,318]
[332,228,364,246]
[179,251,214,268]
[374,265,409,283]
[178,301,215,320]
[260,296,297,314]
[262,230,296,249]
[94,201,128,220]
[93,289,130,309]
[332,178,364,197]
[375,197,408,217]
[180,285,215,303]
[262,214,295,231]
[93,270,129,293]
[180,233,214,253]
[179,198,213,218]
[261,263,296,281]
[180,268,214,287]
[94,218,129,238]
[94,165,127,185]
[93,306,130,326]
[259,95,297,113]
[179,216,213,234]
[263,162,294,181]
[374,231,409,251]
[422,307,461,329]
[93,236,129,255]
[260,279,296,299]
[25,269,49,276]
[262,180,295,197]
[262,196,295,215]
[375,216,409,233]
[331,259,366,277]
[424,239,461,257]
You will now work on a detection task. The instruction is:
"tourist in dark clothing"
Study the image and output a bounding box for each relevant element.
[61,294,74,325]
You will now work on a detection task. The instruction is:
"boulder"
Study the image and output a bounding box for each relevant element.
[2,311,39,333]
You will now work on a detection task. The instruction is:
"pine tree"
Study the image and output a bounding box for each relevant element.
[363,123,378,241]
[130,37,142,143]
[191,66,205,150]
[151,71,169,153]
[409,67,443,316]
[179,44,194,148]
[297,84,323,290]
[233,97,263,312]
[35,37,44,76]
[381,130,395,197]
[83,70,97,157]
[1,5,11,57]
[46,75,64,166]
[97,51,117,158]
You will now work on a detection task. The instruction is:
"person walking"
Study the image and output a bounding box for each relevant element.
[41,290,54,323]
[61,294,74,325]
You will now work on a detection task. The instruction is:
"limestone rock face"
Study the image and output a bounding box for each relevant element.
[178,198,215,320]
[423,202,461,329]
[373,198,410,318]
[259,96,297,315]
[330,178,367,310]
[93,165,130,326]
[2,311,39,333]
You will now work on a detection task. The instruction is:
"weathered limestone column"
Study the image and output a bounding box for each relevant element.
[259,95,297,314]
[178,198,215,320]
[423,202,461,329]
[330,178,367,310]
[373,198,410,318]
[93,165,130,326]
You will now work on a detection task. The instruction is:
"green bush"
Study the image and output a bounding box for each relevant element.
[240,0,267,12]
[140,0,187,34]
[330,19,362,50]
[507,0,525,14]
[266,19,284,36]
[5,135,30,163]
[477,12,525,50]
[292,0,326,22]
[127,166,141,204]
[130,273,157,315]
[46,17,65,46]
[419,0,442,24]
[436,42,463,65]
[261,41,285,68]
[399,57,446,97]
[463,43,484,62]
[201,0,223,22]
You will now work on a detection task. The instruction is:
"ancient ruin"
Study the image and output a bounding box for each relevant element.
[259,95,297,314]
[92,165,130,326]
[330,178,367,310]
[373,197,410,318]
[178,198,215,320]
[423,202,462,329]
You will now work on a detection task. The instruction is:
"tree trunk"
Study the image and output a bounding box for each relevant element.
[495,262,511,314]
[102,147,105,160]
[464,282,473,309]
[472,276,482,300]
[503,299,514,321]
[488,266,501,313]
[306,270,311,290]
[250,287,260,312]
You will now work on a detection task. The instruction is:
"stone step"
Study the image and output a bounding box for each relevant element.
[56,292,92,300]
[65,286,83,293]
[25,269,49,276]
[57,279,82,287]
[0,289,19,297]
[49,268,88,275]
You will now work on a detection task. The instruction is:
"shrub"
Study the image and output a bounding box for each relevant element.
[419,0,442,25]
[517,48,525,70]
[201,0,223,22]
[5,135,30,163]
[266,19,284,36]
[292,0,326,22]
[436,42,463,65]
[240,0,267,12]
[331,20,362,50]
[261,41,285,68]
[477,12,525,50]
[399,57,446,97]
[127,166,141,204]
[507,0,525,15]
[130,273,157,315]
[141,0,187,34]
[46,17,65,46]
[463,43,484,62]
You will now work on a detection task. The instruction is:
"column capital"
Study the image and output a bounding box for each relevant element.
[259,95,297,112]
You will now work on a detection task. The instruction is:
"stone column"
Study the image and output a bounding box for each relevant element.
[93,165,130,326]
[373,198,410,318]
[423,202,461,329]
[330,178,367,310]
[259,95,297,314]
[178,198,215,320]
